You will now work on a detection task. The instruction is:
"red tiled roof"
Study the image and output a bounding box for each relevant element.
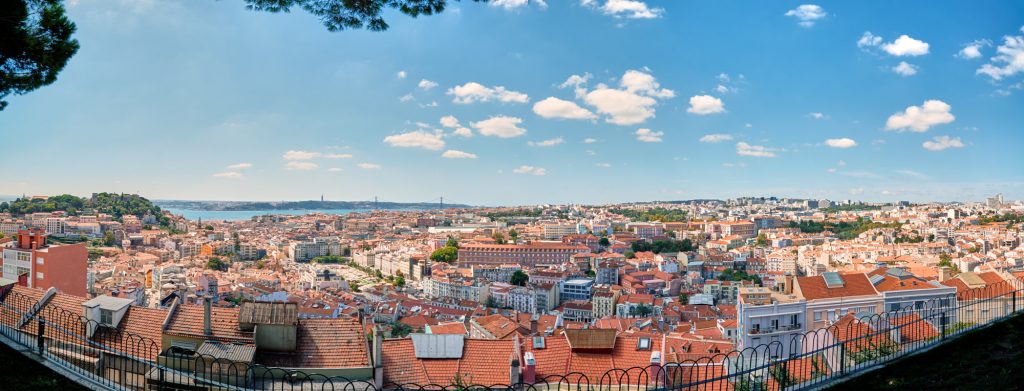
[381,338,515,386]
[256,317,370,368]
[796,273,878,300]
[165,304,252,343]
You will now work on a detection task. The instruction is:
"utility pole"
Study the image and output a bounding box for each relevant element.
[440,196,443,209]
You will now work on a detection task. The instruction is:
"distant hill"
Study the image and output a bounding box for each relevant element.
[0,193,168,225]
[154,200,471,211]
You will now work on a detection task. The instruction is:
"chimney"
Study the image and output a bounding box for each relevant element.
[509,352,520,385]
[530,314,538,335]
[203,296,212,335]
[938,266,952,282]
[649,351,663,385]
[373,326,384,389]
[522,352,536,384]
[784,274,794,295]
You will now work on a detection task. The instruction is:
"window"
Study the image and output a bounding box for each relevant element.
[36,272,44,280]
[814,311,822,321]
[36,257,44,265]
[637,337,651,350]
[889,303,901,312]
[914,301,924,310]
[100,310,113,325]
[771,319,779,329]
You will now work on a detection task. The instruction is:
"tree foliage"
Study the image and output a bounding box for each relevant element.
[787,218,901,240]
[510,269,528,286]
[609,207,688,222]
[718,268,762,284]
[0,0,79,111]
[0,193,169,226]
[430,245,458,263]
[206,257,230,271]
[631,239,694,254]
[242,0,483,32]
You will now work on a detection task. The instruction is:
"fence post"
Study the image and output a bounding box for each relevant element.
[838,343,846,376]
[941,313,947,340]
[36,317,45,356]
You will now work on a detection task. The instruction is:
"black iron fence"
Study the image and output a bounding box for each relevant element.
[0,277,1021,391]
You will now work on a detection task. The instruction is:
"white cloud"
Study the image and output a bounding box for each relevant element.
[285,161,319,170]
[441,150,478,159]
[447,82,529,104]
[736,142,778,158]
[699,133,733,143]
[439,115,460,128]
[784,4,827,27]
[583,138,597,144]
[323,153,353,159]
[471,116,527,138]
[383,130,446,150]
[584,87,658,125]
[882,35,930,56]
[894,169,928,179]
[528,137,565,147]
[849,188,865,195]
[418,79,439,91]
[560,73,592,99]
[399,93,415,103]
[977,31,1024,81]
[892,61,919,76]
[857,32,882,48]
[397,71,407,79]
[213,172,243,178]
[596,163,611,168]
[512,165,546,175]
[809,112,826,119]
[358,163,381,170]
[686,95,725,115]
[824,138,858,148]
[491,0,546,10]
[722,162,747,168]
[328,167,344,172]
[583,0,664,19]
[227,163,252,170]
[957,40,990,59]
[533,97,597,120]
[922,136,965,151]
[580,69,673,125]
[635,128,663,142]
[283,150,320,160]
[439,115,473,137]
[620,69,675,98]
[885,100,955,132]
[420,101,439,108]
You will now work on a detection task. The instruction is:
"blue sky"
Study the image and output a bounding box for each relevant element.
[1,0,1022,205]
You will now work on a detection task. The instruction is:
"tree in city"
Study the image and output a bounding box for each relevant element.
[493,232,506,244]
[430,246,458,263]
[633,304,653,317]
[102,231,117,246]
[0,0,80,111]
[445,236,459,248]
[598,237,610,247]
[624,250,635,259]
[510,270,528,286]
[206,257,230,271]
[508,229,519,244]
[679,292,689,305]
[755,233,769,247]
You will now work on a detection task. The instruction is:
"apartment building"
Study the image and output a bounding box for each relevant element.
[0,229,88,296]
[288,236,342,262]
[542,224,578,240]
[736,286,807,359]
[559,278,594,303]
[794,272,883,330]
[457,242,587,268]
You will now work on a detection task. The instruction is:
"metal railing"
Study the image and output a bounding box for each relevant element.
[0,277,1021,391]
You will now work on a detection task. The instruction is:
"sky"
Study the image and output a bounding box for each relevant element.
[1,0,1023,206]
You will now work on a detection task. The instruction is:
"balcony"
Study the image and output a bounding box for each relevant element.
[748,323,802,335]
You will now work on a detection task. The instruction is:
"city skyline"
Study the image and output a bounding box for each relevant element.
[1,1,1023,204]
